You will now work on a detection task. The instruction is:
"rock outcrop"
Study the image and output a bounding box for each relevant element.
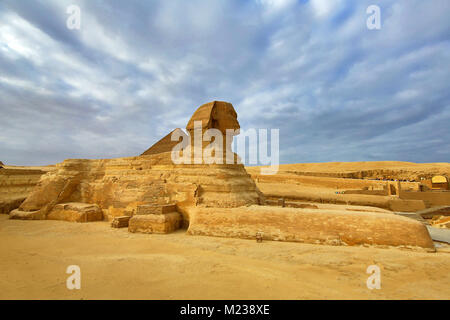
[0,166,50,214]
[47,203,103,222]
[10,202,104,222]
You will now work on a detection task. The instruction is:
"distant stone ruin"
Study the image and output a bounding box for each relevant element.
[431,175,449,190]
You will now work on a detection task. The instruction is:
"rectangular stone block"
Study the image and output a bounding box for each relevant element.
[111,215,131,228]
[136,204,177,215]
[388,199,426,212]
[128,212,181,234]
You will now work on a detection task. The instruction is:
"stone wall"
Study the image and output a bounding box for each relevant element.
[400,190,450,207]
[0,167,49,214]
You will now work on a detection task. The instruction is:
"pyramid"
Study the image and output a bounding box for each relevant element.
[141,128,188,156]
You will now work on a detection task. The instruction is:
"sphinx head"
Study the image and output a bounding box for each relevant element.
[182,101,240,164]
[186,101,240,135]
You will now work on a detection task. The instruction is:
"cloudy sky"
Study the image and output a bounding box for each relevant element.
[0,0,449,166]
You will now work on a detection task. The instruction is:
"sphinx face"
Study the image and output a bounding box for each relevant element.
[211,101,240,135]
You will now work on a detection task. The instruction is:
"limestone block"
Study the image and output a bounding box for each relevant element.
[47,203,103,222]
[136,204,177,215]
[128,212,181,234]
[388,199,426,212]
[111,215,131,228]
[187,206,435,250]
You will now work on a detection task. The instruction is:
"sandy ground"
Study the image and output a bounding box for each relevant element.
[0,215,449,300]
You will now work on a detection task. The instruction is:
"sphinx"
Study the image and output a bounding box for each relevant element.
[9,101,434,250]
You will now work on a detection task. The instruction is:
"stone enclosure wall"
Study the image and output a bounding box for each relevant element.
[0,167,48,214]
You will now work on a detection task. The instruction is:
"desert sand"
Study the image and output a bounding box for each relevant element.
[0,215,449,300]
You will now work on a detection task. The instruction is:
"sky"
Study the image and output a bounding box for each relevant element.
[0,0,449,166]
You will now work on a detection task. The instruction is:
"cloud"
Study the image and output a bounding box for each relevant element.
[310,0,343,18]
[0,0,449,165]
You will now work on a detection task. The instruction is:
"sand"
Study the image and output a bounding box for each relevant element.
[0,215,449,300]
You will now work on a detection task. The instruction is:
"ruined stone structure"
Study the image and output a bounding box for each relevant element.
[431,176,449,190]
[8,101,435,250]
[0,165,51,214]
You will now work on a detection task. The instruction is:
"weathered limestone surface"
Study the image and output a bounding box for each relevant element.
[47,203,103,222]
[129,212,181,234]
[0,198,26,215]
[111,216,131,228]
[9,209,40,220]
[187,206,435,250]
[136,204,177,215]
[388,199,426,212]
[0,167,49,214]
[15,157,261,222]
